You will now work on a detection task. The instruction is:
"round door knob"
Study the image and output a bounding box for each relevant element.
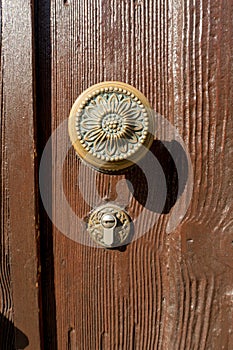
[87,204,131,248]
[68,81,154,172]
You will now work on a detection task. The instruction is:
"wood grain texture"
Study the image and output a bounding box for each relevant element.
[39,0,233,348]
[0,0,41,348]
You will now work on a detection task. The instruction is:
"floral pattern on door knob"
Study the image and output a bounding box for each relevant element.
[69,82,154,172]
[78,91,148,160]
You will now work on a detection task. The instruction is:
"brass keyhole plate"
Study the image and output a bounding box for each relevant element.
[87,204,132,248]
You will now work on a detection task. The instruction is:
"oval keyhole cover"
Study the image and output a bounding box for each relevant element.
[68,81,154,173]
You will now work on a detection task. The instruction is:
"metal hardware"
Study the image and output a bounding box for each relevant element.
[87,204,131,248]
[69,81,154,172]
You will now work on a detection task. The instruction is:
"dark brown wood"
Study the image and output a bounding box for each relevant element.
[0,1,41,349]
[39,0,233,348]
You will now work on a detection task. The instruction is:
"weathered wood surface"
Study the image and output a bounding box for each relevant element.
[39,0,233,349]
[0,1,41,349]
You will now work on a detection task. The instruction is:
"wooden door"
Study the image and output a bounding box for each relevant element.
[1,0,233,349]
[0,1,41,349]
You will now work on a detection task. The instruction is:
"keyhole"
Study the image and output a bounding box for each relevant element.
[101,214,117,246]
[101,214,117,229]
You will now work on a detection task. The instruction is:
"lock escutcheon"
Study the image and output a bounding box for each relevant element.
[87,204,132,248]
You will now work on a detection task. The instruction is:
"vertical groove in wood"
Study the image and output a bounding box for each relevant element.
[35,0,59,347]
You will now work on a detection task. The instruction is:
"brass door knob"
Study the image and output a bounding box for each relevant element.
[68,81,154,172]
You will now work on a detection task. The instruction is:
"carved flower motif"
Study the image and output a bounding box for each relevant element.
[76,91,148,161]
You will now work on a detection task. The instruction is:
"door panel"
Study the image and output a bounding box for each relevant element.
[38,0,233,349]
[0,1,41,349]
